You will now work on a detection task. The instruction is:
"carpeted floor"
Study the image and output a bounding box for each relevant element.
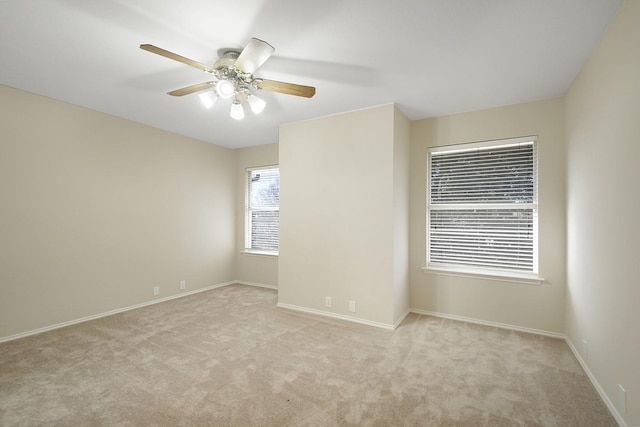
[0,284,616,426]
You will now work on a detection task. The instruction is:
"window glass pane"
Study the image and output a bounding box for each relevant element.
[430,208,534,271]
[251,210,279,251]
[431,144,534,204]
[249,168,279,208]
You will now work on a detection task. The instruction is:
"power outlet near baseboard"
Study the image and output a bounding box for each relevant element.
[349,300,356,313]
[325,296,332,308]
[179,280,186,290]
[153,286,159,296]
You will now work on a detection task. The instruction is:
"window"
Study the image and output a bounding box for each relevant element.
[245,166,279,254]
[427,136,538,278]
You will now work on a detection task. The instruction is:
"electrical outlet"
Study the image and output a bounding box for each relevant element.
[179,280,186,290]
[582,339,588,361]
[349,300,356,313]
[325,296,332,308]
[153,286,159,296]
[618,384,627,415]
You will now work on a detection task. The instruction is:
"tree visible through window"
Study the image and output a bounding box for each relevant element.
[427,137,538,275]
[246,167,279,253]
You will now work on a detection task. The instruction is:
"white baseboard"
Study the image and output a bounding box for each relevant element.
[277,302,396,330]
[565,338,627,426]
[409,308,565,339]
[394,309,411,329]
[0,280,245,343]
[235,280,278,290]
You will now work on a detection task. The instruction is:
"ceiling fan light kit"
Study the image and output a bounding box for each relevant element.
[140,38,316,121]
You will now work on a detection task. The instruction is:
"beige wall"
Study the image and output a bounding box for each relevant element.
[565,1,640,424]
[0,85,236,340]
[235,143,279,287]
[409,98,566,334]
[279,104,409,327]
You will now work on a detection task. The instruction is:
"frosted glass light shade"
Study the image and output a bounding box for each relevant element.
[247,93,266,114]
[198,91,217,109]
[230,100,245,120]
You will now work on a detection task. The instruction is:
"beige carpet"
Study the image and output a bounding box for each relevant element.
[0,284,616,426]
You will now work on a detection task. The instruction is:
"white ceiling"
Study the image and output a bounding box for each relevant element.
[0,0,623,149]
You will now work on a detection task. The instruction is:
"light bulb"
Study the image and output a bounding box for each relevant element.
[247,93,266,114]
[198,91,217,109]
[230,100,245,120]
[216,80,235,99]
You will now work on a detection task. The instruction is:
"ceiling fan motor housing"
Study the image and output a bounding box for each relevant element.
[214,50,252,86]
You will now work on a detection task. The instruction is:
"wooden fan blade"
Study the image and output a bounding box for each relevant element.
[235,38,275,74]
[168,81,215,96]
[140,44,213,74]
[257,79,316,98]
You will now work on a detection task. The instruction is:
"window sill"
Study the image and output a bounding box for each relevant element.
[422,265,545,285]
[241,250,278,258]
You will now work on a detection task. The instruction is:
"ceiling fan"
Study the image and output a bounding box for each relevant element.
[140,38,316,120]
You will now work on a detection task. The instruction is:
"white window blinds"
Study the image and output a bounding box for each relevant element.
[246,167,279,253]
[427,137,537,273]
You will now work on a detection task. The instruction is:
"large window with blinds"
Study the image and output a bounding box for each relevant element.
[245,166,279,254]
[427,136,538,276]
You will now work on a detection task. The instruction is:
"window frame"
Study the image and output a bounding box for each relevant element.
[243,165,279,257]
[423,136,544,285]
